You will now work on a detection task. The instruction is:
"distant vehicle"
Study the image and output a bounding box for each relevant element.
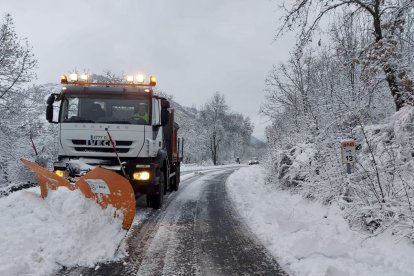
[248,158,259,165]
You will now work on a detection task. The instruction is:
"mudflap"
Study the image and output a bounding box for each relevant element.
[21,159,136,230]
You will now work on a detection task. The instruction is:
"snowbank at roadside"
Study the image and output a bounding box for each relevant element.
[0,187,126,276]
[181,163,244,172]
[227,166,414,276]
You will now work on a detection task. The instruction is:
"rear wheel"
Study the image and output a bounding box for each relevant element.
[171,167,180,192]
[171,177,178,192]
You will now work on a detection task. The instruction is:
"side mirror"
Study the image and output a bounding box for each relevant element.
[46,94,58,123]
[46,105,54,123]
[46,94,55,105]
[161,109,169,126]
[161,99,170,109]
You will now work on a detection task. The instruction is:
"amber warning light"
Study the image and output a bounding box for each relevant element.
[60,73,157,87]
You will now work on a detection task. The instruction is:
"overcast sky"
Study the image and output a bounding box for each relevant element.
[3,0,295,139]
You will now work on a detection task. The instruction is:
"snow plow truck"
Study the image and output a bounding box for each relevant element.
[22,73,183,229]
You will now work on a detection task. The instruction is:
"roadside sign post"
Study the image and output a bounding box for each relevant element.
[346,163,352,174]
[340,139,356,174]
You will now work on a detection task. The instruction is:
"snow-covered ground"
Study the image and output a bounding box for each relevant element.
[227,165,414,276]
[5,164,412,275]
[0,187,126,276]
[181,163,245,172]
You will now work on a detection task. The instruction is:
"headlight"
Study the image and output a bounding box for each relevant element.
[133,171,150,181]
[54,170,65,177]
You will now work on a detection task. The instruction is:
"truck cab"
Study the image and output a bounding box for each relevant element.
[46,74,183,209]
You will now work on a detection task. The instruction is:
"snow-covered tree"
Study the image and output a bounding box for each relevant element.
[262,2,414,240]
[0,14,38,185]
[199,92,228,165]
[199,92,254,165]
[279,0,414,111]
[0,14,37,102]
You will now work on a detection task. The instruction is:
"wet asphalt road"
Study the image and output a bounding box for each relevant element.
[60,169,287,276]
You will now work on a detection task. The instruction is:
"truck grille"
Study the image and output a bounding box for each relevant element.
[74,147,130,153]
[71,140,132,146]
[71,140,132,153]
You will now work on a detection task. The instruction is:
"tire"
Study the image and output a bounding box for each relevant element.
[150,172,164,209]
[171,176,178,192]
[164,171,168,195]
[171,166,180,192]
[146,195,152,207]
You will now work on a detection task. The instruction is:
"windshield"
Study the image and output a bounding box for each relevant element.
[60,95,151,125]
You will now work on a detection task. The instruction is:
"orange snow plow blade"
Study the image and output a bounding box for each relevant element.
[76,167,136,229]
[20,159,75,197]
[21,159,136,229]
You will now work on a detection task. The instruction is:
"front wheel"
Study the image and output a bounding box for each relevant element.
[148,172,164,209]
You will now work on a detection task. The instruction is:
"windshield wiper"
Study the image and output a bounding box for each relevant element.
[99,121,131,124]
[65,119,95,123]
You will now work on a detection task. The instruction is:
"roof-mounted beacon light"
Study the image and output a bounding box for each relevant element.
[80,74,88,81]
[70,73,78,82]
[136,74,145,83]
[149,75,156,86]
[61,74,68,84]
[60,72,156,87]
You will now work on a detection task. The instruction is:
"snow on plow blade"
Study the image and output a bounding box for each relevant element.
[76,167,136,229]
[21,159,136,229]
